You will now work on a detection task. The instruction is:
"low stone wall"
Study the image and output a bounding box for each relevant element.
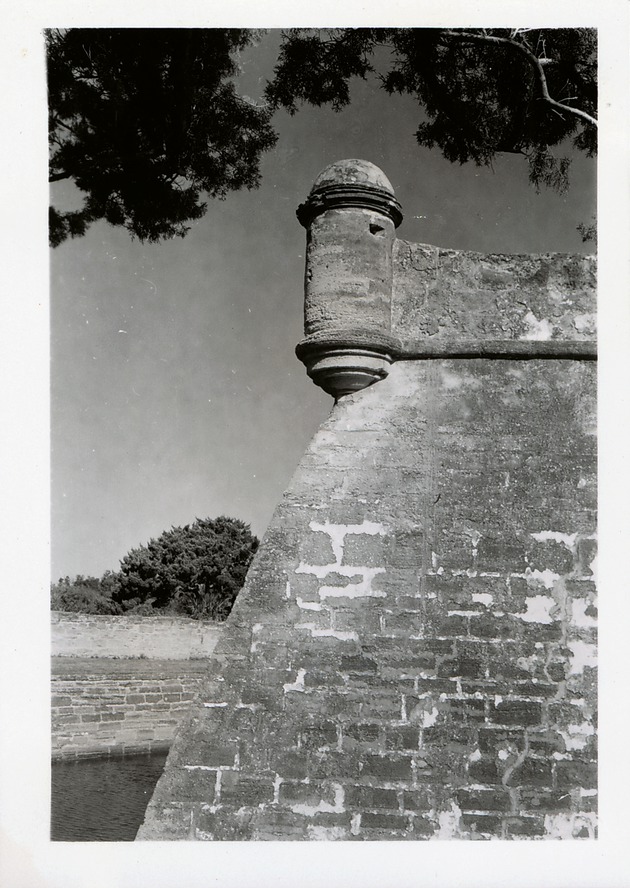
[51,613,223,759]
[51,611,223,659]
[52,658,208,760]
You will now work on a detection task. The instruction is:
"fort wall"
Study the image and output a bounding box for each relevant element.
[51,613,224,759]
[137,161,596,841]
[51,611,222,660]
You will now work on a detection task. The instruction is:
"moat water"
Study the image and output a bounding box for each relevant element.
[51,752,168,841]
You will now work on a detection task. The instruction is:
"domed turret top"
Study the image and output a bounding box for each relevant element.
[297,158,403,228]
[310,159,396,197]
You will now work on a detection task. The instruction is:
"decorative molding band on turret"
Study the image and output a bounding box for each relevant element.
[295,332,397,398]
[296,159,402,399]
[297,183,403,229]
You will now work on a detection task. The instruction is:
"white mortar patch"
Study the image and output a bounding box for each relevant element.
[568,641,598,675]
[273,774,283,804]
[434,802,462,839]
[516,595,557,624]
[295,624,359,642]
[560,721,595,751]
[413,705,439,728]
[571,599,597,628]
[531,530,579,551]
[544,812,597,839]
[472,593,493,607]
[514,568,560,590]
[307,825,347,840]
[523,311,553,340]
[283,668,306,693]
[296,597,323,611]
[319,568,386,599]
[308,520,387,565]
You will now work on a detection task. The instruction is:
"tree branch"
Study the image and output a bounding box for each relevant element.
[49,171,71,182]
[442,30,598,129]
[50,115,82,138]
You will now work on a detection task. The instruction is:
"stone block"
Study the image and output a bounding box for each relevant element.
[219,773,275,808]
[460,813,502,837]
[488,700,542,727]
[555,760,597,790]
[360,812,409,831]
[467,758,502,785]
[299,532,337,566]
[506,759,553,788]
[457,788,511,812]
[504,816,545,837]
[520,789,573,812]
[362,755,412,782]
[346,785,399,810]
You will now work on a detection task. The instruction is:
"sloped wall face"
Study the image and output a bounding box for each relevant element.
[138,354,596,840]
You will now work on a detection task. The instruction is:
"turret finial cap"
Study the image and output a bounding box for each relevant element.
[297,158,403,228]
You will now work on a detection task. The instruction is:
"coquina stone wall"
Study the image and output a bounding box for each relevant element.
[137,161,596,841]
[51,614,224,759]
[52,658,208,760]
[51,612,223,660]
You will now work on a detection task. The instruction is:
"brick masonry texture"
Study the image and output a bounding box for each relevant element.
[51,615,223,758]
[137,171,596,840]
[52,658,209,760]
[138,359,596,839]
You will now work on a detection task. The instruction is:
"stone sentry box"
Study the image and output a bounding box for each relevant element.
[138,161,597,841]
[295,159,403,397]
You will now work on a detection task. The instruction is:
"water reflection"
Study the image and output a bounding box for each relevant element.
[51,751,168,841]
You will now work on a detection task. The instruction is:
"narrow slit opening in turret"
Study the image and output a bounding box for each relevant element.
[369,223,385,237]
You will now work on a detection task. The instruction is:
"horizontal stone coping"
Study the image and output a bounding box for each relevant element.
[297,331,597,363]
[50,611,222,626]
[396,339,597,360]
[51,656,209,679]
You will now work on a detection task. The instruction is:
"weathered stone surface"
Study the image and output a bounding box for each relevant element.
[51,658,207,759]
[137,162,596,841]
[51,612,223,659]
[392,241,596,347]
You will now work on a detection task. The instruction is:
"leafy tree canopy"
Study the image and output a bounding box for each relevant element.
[48,27,596,247]
[113,516,259,620]
[47,28,277,246]
[51,572,122,615]
[266,28,597,194]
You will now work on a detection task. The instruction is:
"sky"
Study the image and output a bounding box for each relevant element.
[50,29,597,581]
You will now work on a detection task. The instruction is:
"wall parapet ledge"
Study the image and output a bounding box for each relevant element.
[297,330,597,364]
[296,162,596,397]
